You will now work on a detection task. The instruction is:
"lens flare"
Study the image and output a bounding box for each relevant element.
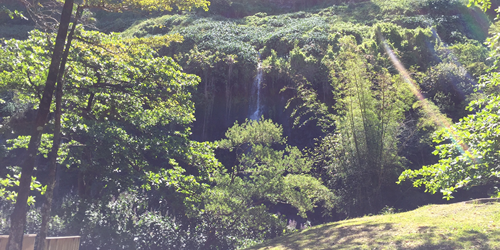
[380,37,476,162]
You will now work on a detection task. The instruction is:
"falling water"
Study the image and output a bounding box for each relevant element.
[249,62,263,120]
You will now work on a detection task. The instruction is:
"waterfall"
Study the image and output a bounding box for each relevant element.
[249,62,263,120]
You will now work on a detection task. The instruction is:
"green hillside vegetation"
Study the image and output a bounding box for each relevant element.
[118,0,491,151]
[248,200,500,250]
[2,0,500,249]
[117,0,494,215]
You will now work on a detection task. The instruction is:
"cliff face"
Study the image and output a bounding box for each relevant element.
[267,0,294,9]
[265,0,368,10]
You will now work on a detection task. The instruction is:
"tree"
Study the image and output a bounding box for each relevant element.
[200,119,334,247]
[398,77,500,199]
[3,0,209,249]
[58,34,218,240]
[1,27,221,246]
[5,2,74,249]
[397,0,500,200]
[419,62,476,121]
[317,36,412,216]
[468,0,491,11]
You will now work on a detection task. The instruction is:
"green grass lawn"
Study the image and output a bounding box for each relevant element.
[247,200,500,250]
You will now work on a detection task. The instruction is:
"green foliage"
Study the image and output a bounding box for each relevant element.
[371,23,437,71]
[285,77,333,130]
[175,19,260,65]
[84,0,210,12]
[397,0,498,200]
[0,7,26,20]
[485,13,500,69]
[0,192,209,249]
[68,192,206,250]
[317,36,413,216]
[261,49,291,90]
[419,62,477,120]
[448,42,490,77]
[117,0,480,145]
[208,0,338,17]
[0,168,45,206]
[0,27,218,211]
[399,77,500,199]
[120,14,190,38]
[7,134,54,158]
[0,0,495,248]
[201,119,334,246]
[469,0,492,11]
[0,202,46,236]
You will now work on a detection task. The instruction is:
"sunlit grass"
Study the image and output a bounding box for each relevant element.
[247,201,500,250]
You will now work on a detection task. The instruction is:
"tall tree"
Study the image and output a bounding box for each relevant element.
[0,27,217,248]
[201,119,334,247]
[318,36,412,216]
[398,85,500,199]
[397,0,500,200]
[6,2,74,249]
[36,7,83,250]
[4,0,209,249]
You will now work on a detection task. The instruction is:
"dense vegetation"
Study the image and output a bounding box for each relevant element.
[1,0,500,249]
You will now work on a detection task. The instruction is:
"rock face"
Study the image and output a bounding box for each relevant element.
[268,0,293,9]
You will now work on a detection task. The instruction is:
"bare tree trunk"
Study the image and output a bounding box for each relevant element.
[6,1,74,249]
[36,7,82,250]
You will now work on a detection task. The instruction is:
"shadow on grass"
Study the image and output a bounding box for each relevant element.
[249,222,500,250]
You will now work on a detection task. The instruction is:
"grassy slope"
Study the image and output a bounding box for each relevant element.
[247,201,500,250]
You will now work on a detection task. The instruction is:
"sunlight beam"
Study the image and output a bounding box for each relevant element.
[380,36,475,162]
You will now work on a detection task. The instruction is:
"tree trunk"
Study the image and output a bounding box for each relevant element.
[6,1,74,249]
[204,227,216,249]
[36,7,82,250]
[36,73,63,250]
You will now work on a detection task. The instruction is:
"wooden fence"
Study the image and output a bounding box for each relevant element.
[44,236,80,250]
[0,234,36,250]
[0,235,80,250]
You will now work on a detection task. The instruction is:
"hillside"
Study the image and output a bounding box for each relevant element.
[2,0,500,249]
[121,0,491,144]
[117,0,496,215]
[247,200,500,250]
